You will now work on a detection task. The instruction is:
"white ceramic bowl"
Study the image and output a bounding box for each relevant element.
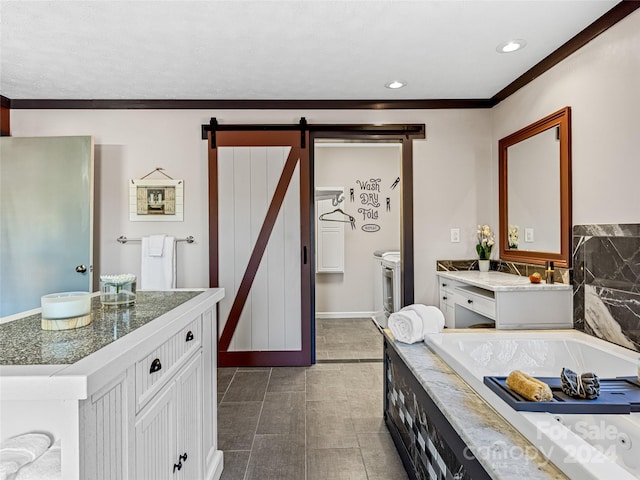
[41,291,91,319]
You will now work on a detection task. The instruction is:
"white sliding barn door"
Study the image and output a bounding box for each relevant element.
[209,129,311,367]
[217,146,301,351]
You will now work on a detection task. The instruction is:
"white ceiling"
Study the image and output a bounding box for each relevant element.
[0,0,619,101]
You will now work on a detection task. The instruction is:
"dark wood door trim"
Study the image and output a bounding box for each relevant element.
[208,129,312,367]
[309,127,425,310]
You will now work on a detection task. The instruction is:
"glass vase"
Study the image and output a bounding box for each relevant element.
[100,274,137,306]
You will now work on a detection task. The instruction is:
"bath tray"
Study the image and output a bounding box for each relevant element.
[483,376,640,414]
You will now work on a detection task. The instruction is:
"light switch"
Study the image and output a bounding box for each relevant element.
[525,228,534,242]
[450,228,460,243]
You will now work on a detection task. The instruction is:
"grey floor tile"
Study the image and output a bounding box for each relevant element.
[223,370,270,402]
[306,369,345,388]
[306,382,347,401]
[307,401,355,438]
[256,392,305,436]
[245,434,305,480]
[267,367,306,392]
[220,450,250,480]
[348,390,383,418]
[218,402,262,451]
[216,316,406,480]
[352,416,388,434]
[307,433,359,449]
[358,433,409,480]
[217,367,237,394]
[306,362,343,371]
[307,448,368,480]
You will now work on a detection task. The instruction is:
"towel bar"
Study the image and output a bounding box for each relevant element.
[117,235,195,244]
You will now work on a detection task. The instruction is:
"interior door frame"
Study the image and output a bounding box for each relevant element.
[309,125,425,311]
[203,120,425,366]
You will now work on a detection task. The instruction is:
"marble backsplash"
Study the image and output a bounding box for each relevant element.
[573,224,640,352]
[437,259,571,284]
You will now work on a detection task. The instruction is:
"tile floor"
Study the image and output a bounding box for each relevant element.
[217,318,408,480]
[315,317,383,361]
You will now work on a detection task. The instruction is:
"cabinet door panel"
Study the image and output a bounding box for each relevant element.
[135,382,177,480]
[177,353,203,480]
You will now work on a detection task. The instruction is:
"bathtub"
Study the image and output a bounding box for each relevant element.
[424,329,640,480]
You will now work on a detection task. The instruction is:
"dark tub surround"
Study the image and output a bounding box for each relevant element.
[383,332,567,480]
[573,223,640,352]
[437,259,571,285]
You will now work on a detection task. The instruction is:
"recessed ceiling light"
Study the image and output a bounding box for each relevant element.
[496,39,527,53]
[385,80,406,89]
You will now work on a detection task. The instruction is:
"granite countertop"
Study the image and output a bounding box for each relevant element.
[437,270,572,291]
[0,291,203,366]
[384,330,568,480]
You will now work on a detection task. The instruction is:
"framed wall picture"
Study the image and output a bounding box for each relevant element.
[129,179,183,222]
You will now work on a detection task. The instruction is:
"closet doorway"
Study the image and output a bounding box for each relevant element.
[313,141,401,361]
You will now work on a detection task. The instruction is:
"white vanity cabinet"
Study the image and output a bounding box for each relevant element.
[437,271,572,329]
[438,280,456,328]
[135,352,203,480]
[0,289,225,480]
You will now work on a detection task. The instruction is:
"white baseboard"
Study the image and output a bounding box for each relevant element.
[206,450,224,480]
[315,311,375,319]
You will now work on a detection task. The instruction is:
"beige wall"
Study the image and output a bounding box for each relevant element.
[491,9,640,230]
[314,144,401,315]
[11,10,637,308]
[10,109,492,305]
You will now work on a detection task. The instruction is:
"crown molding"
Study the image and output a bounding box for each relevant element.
[7,98,494,110]
[4,1,638,110]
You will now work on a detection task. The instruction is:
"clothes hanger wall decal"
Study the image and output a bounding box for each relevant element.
[319,208,356,230]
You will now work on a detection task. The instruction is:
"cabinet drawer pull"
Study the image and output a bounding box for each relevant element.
[442,296,448,301]
[467,299,473,304]
[185,331,194,342]
[149,358,162,374]
[442,283,447,287]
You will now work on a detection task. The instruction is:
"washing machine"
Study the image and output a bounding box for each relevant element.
[382,253,401,321]
[372,249,399,328]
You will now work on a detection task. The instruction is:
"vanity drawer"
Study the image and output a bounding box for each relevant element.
[454,288,496,320]
[135,315,202,409]
[468,294,496,319]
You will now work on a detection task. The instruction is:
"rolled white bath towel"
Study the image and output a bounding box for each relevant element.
[0,433,51,480]
[400,304,445,335]
[15,440,61,480]
[388,304,445,344]
[388,310,424,344]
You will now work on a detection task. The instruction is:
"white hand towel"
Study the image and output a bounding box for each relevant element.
[0,433,51,480]
[15,440,61,480]
[140,236,176,289]
[400,304,445,335]
[388,310,424,344]
[147,234,166,257]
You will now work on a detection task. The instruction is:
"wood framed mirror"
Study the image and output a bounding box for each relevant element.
[499,106,572,268]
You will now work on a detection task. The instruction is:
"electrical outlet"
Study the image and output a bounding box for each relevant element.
[525,228,534,242]
[450,228,460,243]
